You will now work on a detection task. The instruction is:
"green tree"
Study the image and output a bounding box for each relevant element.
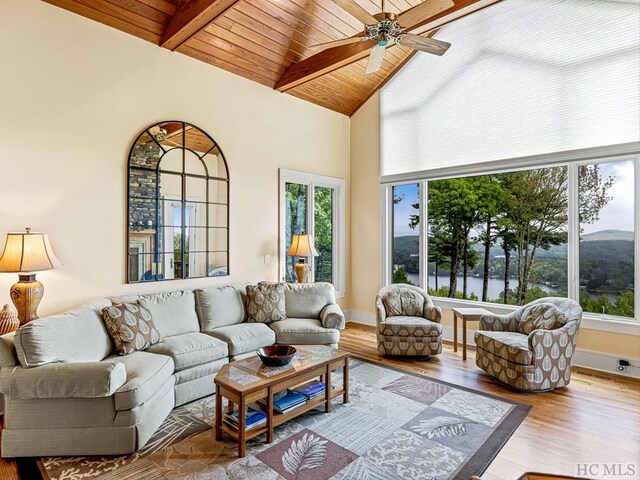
[393,266,413,285]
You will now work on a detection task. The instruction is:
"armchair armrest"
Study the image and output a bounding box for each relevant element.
[424,305,442,323]
[479,311,520,332]
[528,320,580,362]
[4,361,126,400]
[320,304,345,330]
[375,295,387,325]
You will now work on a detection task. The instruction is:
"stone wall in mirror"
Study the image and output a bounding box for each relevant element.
[127,121,229,283]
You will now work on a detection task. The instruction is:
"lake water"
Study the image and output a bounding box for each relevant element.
[406,273,558,300]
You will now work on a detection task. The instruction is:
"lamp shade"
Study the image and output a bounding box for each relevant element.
[287,234,319,257]
[0,230,62,273]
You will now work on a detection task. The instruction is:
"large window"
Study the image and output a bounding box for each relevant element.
[279,170,345,294]
[385,155,638,320]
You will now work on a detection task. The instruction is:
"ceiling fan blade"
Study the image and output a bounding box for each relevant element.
[397,33,451,56]
[307,35,368,54]
[331,0,378,25]
[365,43,386,74]
[397,0,454,30]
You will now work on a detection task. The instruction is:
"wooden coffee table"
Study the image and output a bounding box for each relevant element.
[214,345,350,457]
[452,307,491,360]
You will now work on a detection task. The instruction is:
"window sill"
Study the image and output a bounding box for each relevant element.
[431,296,639,336]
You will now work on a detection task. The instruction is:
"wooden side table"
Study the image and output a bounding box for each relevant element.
[452,307,491,360]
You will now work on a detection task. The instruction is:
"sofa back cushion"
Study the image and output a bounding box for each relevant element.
[284,283,335,319]
[14,299,113,367]
[382,287,425,317]
[109,290,199,338]
[517,302,567,335]
[195,285,246,331]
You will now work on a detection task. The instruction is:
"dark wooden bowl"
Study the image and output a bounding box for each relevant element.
[257,345,297,367]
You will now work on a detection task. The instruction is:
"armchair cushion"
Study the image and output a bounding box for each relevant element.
[474,330,533,365]
[378,316,442,337]
[7,361,127,400]
[518,302,567,335]
[320,304,345,329]
[382,288,424,317]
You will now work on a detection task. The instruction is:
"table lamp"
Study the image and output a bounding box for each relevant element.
[287,234,318,283]
[0,228,62,324]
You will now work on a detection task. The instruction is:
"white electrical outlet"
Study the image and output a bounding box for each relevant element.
[264,255,271,264]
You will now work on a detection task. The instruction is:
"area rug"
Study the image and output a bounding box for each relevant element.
[37,359,531,480]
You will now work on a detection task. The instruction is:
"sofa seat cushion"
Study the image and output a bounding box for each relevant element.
[207,323,275,356]
[269,318,339,345]
[378,316,442,337]
[146,332,228,372]
[474,330,533,365]
[104,351,174,411]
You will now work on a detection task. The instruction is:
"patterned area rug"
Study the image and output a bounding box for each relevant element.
[38,359,530,480]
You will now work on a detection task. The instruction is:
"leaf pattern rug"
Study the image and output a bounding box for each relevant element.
[38,359,530,480]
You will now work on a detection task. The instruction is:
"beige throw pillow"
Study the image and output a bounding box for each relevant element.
[102,301,161,355]
[383,288,425,317]
[246,283,286,323]
[518,302,567,335]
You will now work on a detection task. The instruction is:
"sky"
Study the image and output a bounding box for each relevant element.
[393,159,635,237]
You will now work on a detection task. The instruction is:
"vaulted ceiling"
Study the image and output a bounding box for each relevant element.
[43,0,493,116]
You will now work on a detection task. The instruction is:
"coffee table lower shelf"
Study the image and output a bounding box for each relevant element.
[214,351,350,457]
[220,387,346,442]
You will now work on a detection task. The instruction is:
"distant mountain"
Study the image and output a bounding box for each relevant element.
[580,230,634,242]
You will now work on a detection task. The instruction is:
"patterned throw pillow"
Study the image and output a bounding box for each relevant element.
[518,302,567,335]
[383,288,425,317]
[102,301,161,355]
[246,283,286,323]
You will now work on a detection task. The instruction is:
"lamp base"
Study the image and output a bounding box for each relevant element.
[294,258,311,283]
[10,274,44,324]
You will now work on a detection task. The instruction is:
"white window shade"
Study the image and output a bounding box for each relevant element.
[381,0,640,179]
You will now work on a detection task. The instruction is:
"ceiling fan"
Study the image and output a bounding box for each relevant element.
[309,0,453,74]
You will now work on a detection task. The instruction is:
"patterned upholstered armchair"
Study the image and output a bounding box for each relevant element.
[475,297,582,391]
[376,284,442,357]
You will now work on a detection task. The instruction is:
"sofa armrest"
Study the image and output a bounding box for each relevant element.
[4,361,127,400]
[320,304,345,330]
[479,311,520,332]
[528,320,580,362]
[0,332,18,368]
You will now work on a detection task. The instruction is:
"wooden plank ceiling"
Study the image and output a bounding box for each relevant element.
[42,0,489,116]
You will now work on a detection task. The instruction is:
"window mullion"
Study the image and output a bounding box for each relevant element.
[567,163,580,302]
[635,155,640,320]
[308,183,315,281]
[419,180,428,290]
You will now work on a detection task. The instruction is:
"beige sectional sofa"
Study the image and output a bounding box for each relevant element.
[0,282,344,458]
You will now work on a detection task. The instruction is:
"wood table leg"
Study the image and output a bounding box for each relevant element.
[325,366,332,413]
[214,387,222,441]
[462,317,467,361]
[266,386,274,444]
[453,312,458,352]
[343,358,349,404]
[238,398,246,458]
[225,400,235,414]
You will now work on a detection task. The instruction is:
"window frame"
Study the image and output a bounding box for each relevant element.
[279,169,345,297]
[381,143,640,333]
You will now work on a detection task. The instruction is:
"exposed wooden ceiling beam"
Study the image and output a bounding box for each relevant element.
[161,0,240,51]
[275,0,494,93]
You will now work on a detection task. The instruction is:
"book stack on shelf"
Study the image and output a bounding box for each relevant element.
[258,390,307,414]
[292,380,325,400]
[224,407,267,431]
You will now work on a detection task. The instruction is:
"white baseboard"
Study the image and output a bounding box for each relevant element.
[344,310,640,379]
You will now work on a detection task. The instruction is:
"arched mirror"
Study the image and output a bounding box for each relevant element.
[127,121,229,283]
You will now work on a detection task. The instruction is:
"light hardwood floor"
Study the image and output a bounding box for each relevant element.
[0,322,638,480]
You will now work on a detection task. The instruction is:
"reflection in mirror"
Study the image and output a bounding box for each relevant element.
[128,122,229,282]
